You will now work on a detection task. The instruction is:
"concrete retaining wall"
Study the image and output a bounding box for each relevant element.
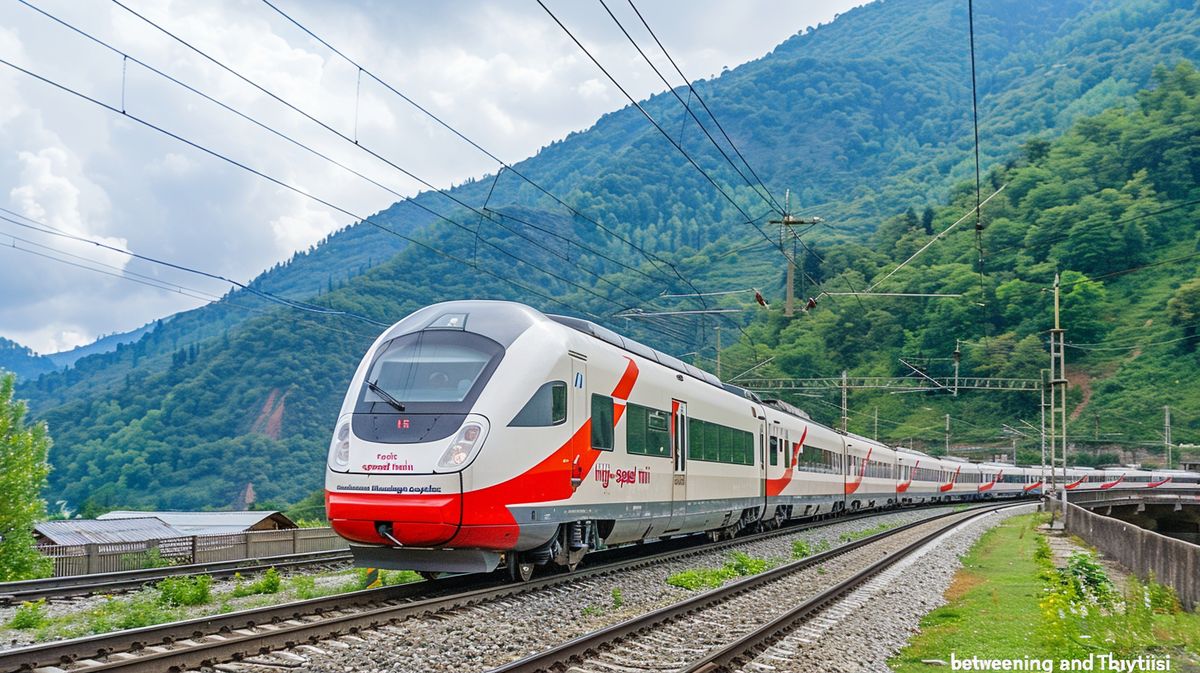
[1064,501,1199,611]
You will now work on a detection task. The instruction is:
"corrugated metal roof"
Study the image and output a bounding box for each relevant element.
[98,510,296,535]
[34,517,184,546]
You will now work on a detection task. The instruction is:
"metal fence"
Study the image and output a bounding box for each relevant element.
[37,527,347,577]
[1063,501,1199,611]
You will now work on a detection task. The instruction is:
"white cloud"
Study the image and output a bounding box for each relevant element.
[0,0,865,353]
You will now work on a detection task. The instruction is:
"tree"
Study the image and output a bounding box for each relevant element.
[0,372,53,581]
[1167,278,1200,353]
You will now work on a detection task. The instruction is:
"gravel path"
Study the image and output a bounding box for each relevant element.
[197,504,977,673]
[739,503,1036,673]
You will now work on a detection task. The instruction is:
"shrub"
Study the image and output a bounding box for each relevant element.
[8,599,49,629]
[232,568,282,597]
[291,575,318,599]
[156,575,212,606]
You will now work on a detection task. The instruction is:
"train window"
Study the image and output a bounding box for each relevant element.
[704,422,720,461]
[361,330,502,406]
[741,431,754,465]
[590,394,614,451]
[688,418,704,461]
[509,381,567,427]
[627,404,670,458]
[718,425,734,463]
[769,436,779,466]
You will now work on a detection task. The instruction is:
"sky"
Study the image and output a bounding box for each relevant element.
[0,0,864,355]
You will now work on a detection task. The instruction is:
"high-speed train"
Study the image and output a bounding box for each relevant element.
[324,301,1200,580]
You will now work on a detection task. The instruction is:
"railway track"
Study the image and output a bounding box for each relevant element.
[0,502,1005,673]
[492,502,1023,673]
[0,550,353,604]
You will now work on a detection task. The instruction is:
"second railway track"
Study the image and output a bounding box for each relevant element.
[493,502,1028,673]
[0,503,1007,673]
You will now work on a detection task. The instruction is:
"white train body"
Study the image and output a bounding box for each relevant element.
[324,301,1200,574]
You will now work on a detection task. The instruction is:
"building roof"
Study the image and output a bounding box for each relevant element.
[34,517,184,546]
[97,510,297,535]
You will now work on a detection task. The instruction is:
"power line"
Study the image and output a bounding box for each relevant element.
[0,209,389,327]
[866,185,1006,293]
[256,0,707,306]
[597,0,782,214]
[1064,333,1196,352]
[1,243,374,342]
[3,239,221,303]
[988,199,1200,258]
[539,0,875,319]
[623,0,783,215]
[93,0,657,316]
[535,1,812,280]
[17,3,707,347]
[0,56,611,325]
[966,0,991,350]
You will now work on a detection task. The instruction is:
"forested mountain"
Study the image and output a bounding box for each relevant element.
[0,337,56,381]
[15,0,1200,512]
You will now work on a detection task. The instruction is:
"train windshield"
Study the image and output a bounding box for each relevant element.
[360,330,503,407]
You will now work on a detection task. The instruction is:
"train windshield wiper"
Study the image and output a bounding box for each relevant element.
[366,379,406,412]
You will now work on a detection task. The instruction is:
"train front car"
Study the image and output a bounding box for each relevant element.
[325,301,583,578]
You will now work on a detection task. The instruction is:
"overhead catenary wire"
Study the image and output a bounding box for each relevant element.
[866,184,1007,293]
[623,0,783,215]
[597,0,783,215]
[256,0,707,306]
[1,243,375,342]
[0,209,390,327]
[538,0,874,318]
[535,0,819,285]
[0,56,615,326]
[90,0,660,316]
[986,197,1200,258]
[261,0,783,353]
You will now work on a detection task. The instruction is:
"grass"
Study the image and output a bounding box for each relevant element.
[891,514,1047,671]
[667,552,780,591]
[791,539,832,559]
[1,565,422,643]
[890,514,1200,672]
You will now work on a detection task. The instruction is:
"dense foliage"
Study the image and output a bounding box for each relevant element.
[10,0,1200,511]
[0,373,53,581]
[0,338,56,382]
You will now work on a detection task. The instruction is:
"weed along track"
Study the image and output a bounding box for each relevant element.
[0,505,985,673]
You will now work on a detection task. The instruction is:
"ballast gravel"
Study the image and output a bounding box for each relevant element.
[743,503,1036,673]
[227,504,988,673]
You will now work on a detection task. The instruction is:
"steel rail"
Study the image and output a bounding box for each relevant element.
[0,550,353,603]
[488,502,1020,673]
[0,502,1016,672]
[683,503,1024,672]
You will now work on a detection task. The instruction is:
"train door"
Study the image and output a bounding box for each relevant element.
[570,355,587,441]
[671,400,688,520]
[760,419,768,500]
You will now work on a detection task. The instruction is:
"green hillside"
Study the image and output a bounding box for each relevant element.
[0,337,57,381]
[724,63,1200,466]
[16,0,1200,512]
[22,0,1198,412]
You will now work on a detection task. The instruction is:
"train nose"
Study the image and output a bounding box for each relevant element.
[327,473,462,547]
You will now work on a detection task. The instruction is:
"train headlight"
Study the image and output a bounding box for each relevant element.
[328,419,351,470]
[437,420,487,470]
